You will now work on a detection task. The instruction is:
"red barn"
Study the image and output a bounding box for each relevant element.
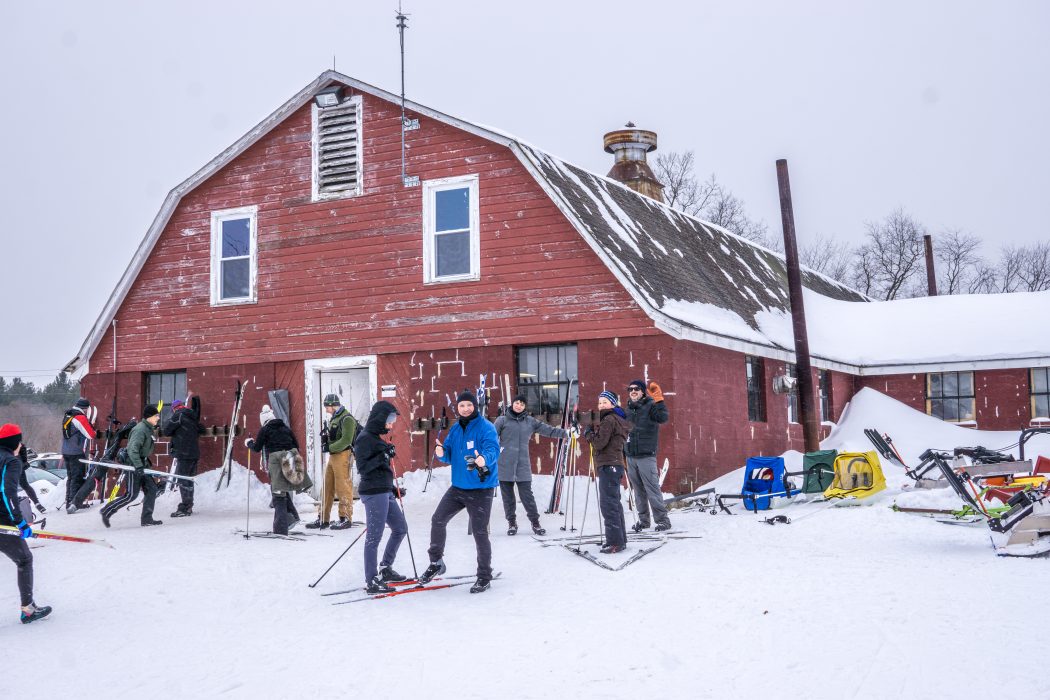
[67,71,1050,492]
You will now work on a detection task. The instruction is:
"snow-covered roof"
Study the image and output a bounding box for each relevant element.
[67,71,1050,377]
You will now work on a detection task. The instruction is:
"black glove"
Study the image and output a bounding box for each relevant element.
[583,427,596,440]
[383,442,396,459]
[392,486,407,498]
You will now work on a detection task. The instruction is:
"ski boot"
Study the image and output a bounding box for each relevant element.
[378,565,407,583]
[141,518,164,527]
[20,603,52,625]
[330,517,353,531]
[170,508,192,518]
[530,521,546,536]
[654,522,672,532]
[470,578,491,594]
[366,576,395,595]
[417,559,446,585]
[507,519,518,536]
[305,519,330,530]
[600,544,625,554]
[631,522,649,533]
[101,511,111,528]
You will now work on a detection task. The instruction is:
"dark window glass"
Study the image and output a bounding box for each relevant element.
[221,218,250,257]
[435,231,470,278]
[516,344,578,415]
[746,356,766,422]
[819,370,831,422]
[1032,368,1050,419]
[435,187,470,232]
[927,372,975,422]
[222,258,250,299]
[786,363,798,424]
[145,370,187,423]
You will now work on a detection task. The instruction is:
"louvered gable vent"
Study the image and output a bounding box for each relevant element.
[314,96,361,197]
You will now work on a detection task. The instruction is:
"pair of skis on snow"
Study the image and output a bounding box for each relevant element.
[326,572,503,604]
[564,541,668,571]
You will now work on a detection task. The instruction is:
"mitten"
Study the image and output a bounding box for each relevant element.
[648,382,664,402]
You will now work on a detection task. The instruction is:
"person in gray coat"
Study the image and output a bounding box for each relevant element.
[493,394,568,536]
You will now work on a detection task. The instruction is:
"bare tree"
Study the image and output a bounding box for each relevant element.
[934,229,983,295]
[853,209,926,300]
[1017,241,1050,291]
[967,260,999,294]
[800,233,853,284]
[996,245,1026,293]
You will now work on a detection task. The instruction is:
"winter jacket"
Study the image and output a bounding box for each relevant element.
[589,409,631,467]
[438,412,500,490]
[162,398,205,460]
[0,447,25,527]
[326,407,359,454]
[354,401,398,496]
[60,408,96,456]
[248,419,299,454]
[493,410,567,482]
[126,420,157,470]
[624,395,669,457]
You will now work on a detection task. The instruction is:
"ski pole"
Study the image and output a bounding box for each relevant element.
[574,448,595,550]
[308,528,366,588]
[392,473,419,580]
[0,525,114,549]
[244,444,252,540]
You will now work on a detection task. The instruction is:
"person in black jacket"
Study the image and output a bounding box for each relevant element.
[354,401,409,594]
[624,379,671,532]
[0,424,52,624]
[162,392,206,518]
[246,405,312,536]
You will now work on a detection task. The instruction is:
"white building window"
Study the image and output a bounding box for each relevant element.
[210,206,258,305]
[422,174,480,284]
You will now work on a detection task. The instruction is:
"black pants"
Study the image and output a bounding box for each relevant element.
[73,463,107,507]
[428,486,494,580]
[100,471,159,524]
[598,465,627,548]
[173,458,198,512]
[0,535,33,607]
[272,494,300,536]
[63,454,86,506]
[499,480,540,525]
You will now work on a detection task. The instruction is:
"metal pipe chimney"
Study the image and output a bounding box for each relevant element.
[923,234,938,296]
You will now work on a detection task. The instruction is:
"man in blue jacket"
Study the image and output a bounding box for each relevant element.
[418,391,500,593]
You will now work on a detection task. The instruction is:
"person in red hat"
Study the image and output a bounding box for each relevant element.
[0,423,52,624]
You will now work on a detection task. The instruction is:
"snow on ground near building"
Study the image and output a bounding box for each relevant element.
[10,390,1050,698]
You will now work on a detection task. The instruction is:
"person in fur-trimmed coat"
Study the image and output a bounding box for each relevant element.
[493,394,568,536]
[246,405,312,536]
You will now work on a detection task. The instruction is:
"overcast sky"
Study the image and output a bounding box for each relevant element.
[1,0,1047,386]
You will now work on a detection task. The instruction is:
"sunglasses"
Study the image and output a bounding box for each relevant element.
[628,388,643,392]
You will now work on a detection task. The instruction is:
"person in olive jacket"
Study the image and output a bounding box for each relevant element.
[354,400,410,594]
[307,394,358,530]
[161,391,206,518]
[101,405,163,528]
[624,379,671,532]
[493,394,567,536]
[583,390,632,554]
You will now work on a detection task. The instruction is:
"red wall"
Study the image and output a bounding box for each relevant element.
[975,369,1031,430]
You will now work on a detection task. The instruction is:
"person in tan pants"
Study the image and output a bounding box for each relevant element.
[307,394,358,530]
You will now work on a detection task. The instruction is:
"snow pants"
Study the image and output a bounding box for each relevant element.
[598,465,627,548]
[73,460,107,508]
[0,535,33,607]
[318,450,353,522]
[173,458,198,512]
[272,494,299,536]
[100,470,159,524]
[428,486,494,580]
[361,491,408,583]
[63,454,86,506]
[626,454,670,528]
[499,480,540,525]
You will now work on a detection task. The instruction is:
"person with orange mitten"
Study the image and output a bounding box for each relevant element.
[624,379,671,532]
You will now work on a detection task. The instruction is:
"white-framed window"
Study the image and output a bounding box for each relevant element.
[312,94,363,201]
[422,174,480,284]
[210,206,258,306]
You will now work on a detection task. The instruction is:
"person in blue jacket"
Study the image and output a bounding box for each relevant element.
[417,390,500,593]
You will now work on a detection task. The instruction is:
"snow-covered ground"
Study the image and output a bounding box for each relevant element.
[10,389,1050,699]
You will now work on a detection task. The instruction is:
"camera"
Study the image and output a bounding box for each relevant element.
[466,454,490,481]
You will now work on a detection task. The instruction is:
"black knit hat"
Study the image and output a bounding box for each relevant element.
[75,398,90,409]
[142,405,160,419]
[456,390,478,408]
[627,379,647,393]
[513,394,527,404]
[0,423,23,452]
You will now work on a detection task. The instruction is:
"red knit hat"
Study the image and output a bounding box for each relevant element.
[0,423,23,451]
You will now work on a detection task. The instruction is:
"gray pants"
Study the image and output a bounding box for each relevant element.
[499,481,540,525]
[626,454,670,527]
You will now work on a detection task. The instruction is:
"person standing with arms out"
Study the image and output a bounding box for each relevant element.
[354,400,410,594]
[583,391,632,554]
[307,394,358,530]
[162,392,206,518]
[101,405,163,528]
[624,379,671,532]
[246,405,312,536]
[62,397,99,513]
[417,391,501,594]
[0,424,52,624]
[494,394,567,536]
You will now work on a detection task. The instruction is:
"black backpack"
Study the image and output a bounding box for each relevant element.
[62,409,78,440]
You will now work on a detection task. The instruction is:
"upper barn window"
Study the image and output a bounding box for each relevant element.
[312,91,363,201]
[422,174,480,283]
[210,206,257,306]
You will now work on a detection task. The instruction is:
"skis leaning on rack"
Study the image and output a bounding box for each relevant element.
[545,378,577,515]
[215,380,246,491]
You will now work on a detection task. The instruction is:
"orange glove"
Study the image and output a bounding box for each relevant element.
[648,382,664,402]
